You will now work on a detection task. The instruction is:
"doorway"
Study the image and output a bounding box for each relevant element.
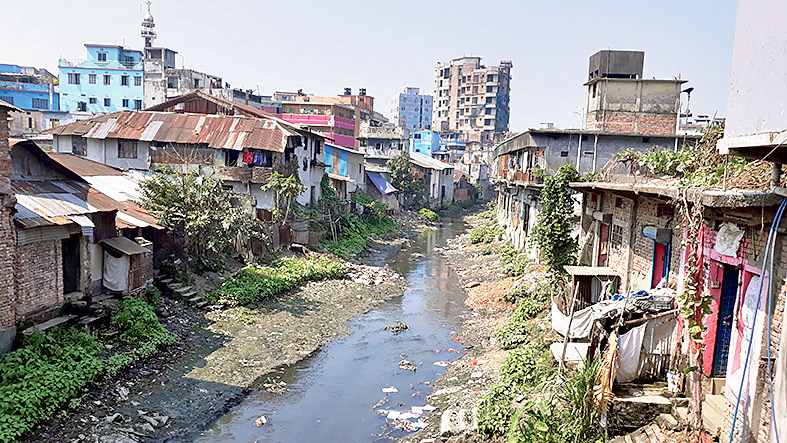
[711,263,739,377]
[651,241,670,288]
[597,223,609,266]
[61,234,80,294]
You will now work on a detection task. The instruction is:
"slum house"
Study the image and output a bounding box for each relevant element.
[324,143,365,199]
[47,110,326,211]
[409,151,454,208]
[4,139,156,351]
[364,163,399,212]
[44,151,168,267]
[714,1,787,440]
[453,169,478,202]
[570,178,787,437]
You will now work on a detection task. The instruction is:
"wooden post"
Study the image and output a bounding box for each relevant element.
[560,279,581,370]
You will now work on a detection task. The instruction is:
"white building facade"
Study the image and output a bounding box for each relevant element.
[390,87,433,134]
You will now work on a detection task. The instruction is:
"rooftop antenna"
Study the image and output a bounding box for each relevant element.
[141,1,156,48]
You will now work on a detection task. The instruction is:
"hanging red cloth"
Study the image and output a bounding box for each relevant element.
[242,151,254,164]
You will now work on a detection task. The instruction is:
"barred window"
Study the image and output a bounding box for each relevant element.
[117,139,138,159]
[71,136,87,156]
[611,224,624,249]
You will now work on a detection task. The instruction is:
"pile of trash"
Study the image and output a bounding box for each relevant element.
[347,264,402,286]
[376,399,438,432]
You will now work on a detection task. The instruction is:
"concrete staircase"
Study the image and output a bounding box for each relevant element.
[158,278,208,309]
[610,424,665,443]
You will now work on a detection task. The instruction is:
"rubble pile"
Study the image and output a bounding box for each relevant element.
[347,263,403,286]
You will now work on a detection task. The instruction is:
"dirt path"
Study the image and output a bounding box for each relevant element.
[24,232,423,443]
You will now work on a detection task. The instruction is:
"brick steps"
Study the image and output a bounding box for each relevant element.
[610,424,665,443]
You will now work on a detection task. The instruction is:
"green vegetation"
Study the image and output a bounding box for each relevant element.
[495,309,545,350]
[469,224,503,244]
[531,164,580,275]
[0,298,175,442]
[317,181,397,259]
[441,199,475,211]
[386,151,427,207]
[498,245,532,277]
[204,257,349,306]
[418,208,440,222]
[261,171,306,223]
[137,167,266,262]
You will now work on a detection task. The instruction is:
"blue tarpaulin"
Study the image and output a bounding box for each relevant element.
[367,172,397,195]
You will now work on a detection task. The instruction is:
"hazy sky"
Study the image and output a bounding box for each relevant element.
[2,0,739,130]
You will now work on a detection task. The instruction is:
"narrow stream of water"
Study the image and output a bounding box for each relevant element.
[195,218,469,442]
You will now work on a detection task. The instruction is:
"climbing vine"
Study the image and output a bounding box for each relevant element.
[674,190,711,434]
[531,164,581,275]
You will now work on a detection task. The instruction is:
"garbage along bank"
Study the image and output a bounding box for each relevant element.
[23,236,412,443]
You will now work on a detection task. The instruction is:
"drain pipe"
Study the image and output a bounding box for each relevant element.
[771,163,782,190]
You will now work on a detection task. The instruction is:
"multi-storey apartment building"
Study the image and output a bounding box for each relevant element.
[433,56,512,143]
[390,87,433,133]
[58,44,145,113]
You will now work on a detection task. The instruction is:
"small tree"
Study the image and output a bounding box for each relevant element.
[137,167,266,261]
[261,171,306,224]
[387,151,414,192]
[531,164,580,275]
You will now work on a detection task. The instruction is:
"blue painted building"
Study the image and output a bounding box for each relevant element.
[0,64,59,111]
[58,44,144,113]
[411,130,441,155]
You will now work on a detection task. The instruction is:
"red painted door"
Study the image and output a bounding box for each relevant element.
[598,223,609,266]
[652,242,667,288]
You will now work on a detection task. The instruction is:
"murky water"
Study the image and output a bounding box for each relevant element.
[195,219,469,442]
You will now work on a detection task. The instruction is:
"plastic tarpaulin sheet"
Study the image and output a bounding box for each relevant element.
[714,222,744,257]
[103,251,129,292]
[616,323,648,382]
[551,299,624,339]
[367,172,398,195]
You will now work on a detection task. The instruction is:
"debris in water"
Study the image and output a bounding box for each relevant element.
[382,386,399,393]
[383,321,410,334]
[254,415,268,426]
[433,361,451,367]
[398,360,417,371]
[372,396,389,409]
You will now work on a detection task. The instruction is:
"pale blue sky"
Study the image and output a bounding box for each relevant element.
[1,0,739,130]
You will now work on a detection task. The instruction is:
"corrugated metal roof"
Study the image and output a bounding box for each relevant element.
[409,151,453,171]
[49,111,293,153]
[327,173,354,183]
[101,236,149,255]
[47,153,123,177]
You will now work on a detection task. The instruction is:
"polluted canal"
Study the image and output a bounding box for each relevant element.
[196,218,470,442]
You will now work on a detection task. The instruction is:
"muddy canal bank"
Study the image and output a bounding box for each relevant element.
[24,233,420,443]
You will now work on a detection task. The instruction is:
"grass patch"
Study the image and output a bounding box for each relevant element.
[0,298,175,442]
[322,214,398,259]
[204,257,349,306]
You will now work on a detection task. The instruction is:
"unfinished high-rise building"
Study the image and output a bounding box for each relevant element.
[433,57,512,143]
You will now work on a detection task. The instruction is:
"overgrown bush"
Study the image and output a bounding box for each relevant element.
[204,257,348,306]
[495,306,546,349]
[469,225,503,244]
[0,299,174,442]
[498,246,531,277]
[531,164,580,274]
[418,208,440,222]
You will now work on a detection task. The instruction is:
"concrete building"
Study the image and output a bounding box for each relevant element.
[279,101,356,149]
[139,2,224,108]
[585,50,684,135]
[411,130,441,156]
[433,56,512,143]
[0,64,59,112]
[59,44,145,113]
[390,87,433,133]
[290,89,383,150]
[357,122,408,164]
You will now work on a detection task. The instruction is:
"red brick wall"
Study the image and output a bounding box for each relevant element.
[0,108,16,330]
[14,240,63,319]
[586,111,677,135]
